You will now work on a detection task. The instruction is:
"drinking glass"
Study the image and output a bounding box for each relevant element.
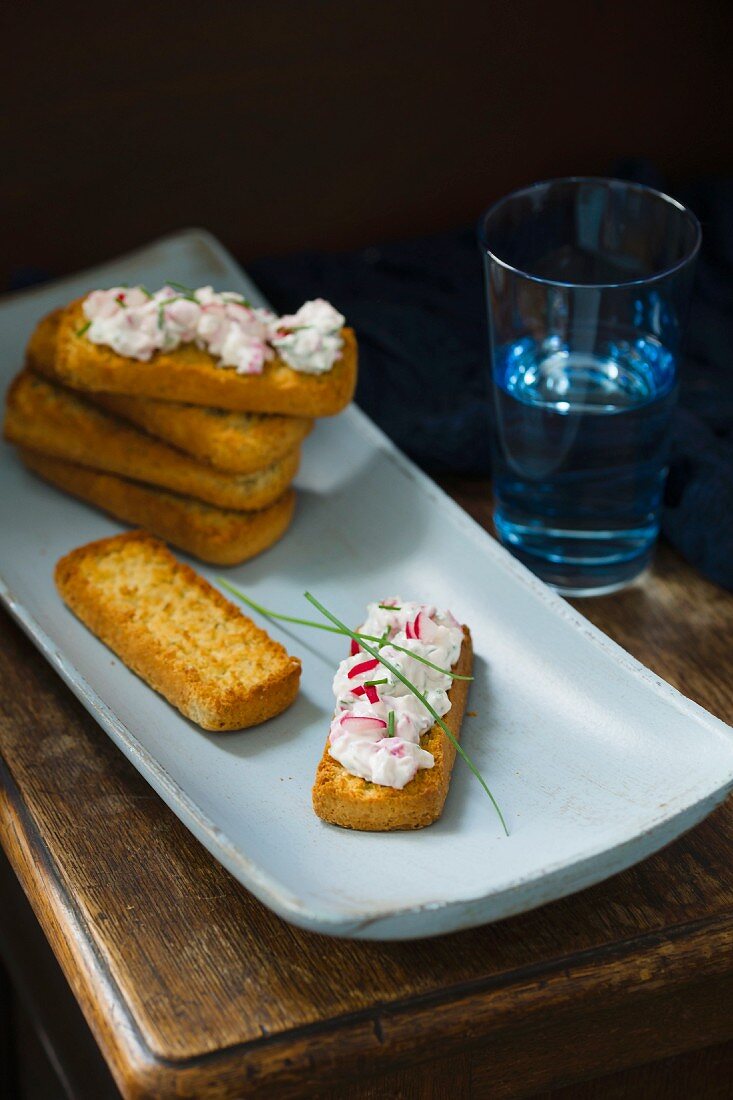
[479,177,701,596]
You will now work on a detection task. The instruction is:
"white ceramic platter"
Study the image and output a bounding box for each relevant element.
[1,230,732,941]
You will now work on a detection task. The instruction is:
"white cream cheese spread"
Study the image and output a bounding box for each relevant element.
[81,286,345,375]
[270,299,346,375]
[328,599,464,789]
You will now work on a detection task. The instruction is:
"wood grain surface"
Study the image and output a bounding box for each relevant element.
[1,479,732,1098]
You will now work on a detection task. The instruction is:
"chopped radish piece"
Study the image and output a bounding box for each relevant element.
[350,638,361,656]
[340,715,387,734]
[415,610,439,643]
[348,657,380,679]
[405,610,437,642]
[350,684,380,703]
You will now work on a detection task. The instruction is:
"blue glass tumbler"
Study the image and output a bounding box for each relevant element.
[479,177,701,596]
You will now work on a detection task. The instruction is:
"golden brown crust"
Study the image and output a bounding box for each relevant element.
[19,448,296,566]
[49,300,357,417]
[27,311,314,475]
[93,393,314,475]
[25,307,62,373]
[4,371,299,512]
[54,531,301,730]
[312,628,473,831]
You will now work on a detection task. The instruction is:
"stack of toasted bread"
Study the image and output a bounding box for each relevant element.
[4,302,358,565]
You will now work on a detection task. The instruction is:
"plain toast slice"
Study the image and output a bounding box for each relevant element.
[312,628,473,830]
[55,531,301,730]
[20,449,295,566]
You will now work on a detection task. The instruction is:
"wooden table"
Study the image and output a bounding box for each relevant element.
[1,478,732,1100]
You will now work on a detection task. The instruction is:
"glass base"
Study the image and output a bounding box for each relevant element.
[549,572,650,598]
[495,513,656,597]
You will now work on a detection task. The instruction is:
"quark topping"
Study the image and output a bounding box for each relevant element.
[328,600,464,790]
[81,286,345,375]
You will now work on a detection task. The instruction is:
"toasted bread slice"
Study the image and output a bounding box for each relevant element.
[4,371,299,512]
[49,299,357,417]
[25,307,61,370]
[312,628,473,830]
[28,311,314,475]
[19,448,295,566]
[55,531,301,730]
[93,392,313,475]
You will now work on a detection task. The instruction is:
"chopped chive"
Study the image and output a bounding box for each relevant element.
[387,711,395,737]
[165,280,253,306]
[221,291,253,307]
[216,581,473,681]
[364,678,388,687]
[75,321,91,337]
[167,293,198,303]
[139,285,153,299]
[164,280,198,301]
[304,591,508,835]
[378,603,401,610]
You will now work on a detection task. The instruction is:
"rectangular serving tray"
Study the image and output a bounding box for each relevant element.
[1,229,732,940]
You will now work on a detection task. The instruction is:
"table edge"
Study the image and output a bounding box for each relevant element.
[3,744,733,1099]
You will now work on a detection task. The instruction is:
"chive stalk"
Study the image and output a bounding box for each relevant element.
[217,580,473,682]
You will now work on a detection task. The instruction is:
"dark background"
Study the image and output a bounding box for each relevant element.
[2,0,732,287]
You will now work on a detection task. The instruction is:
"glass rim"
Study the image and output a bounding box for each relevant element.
[478,176,702,290]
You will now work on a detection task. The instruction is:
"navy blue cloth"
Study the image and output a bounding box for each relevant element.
[250,181,733,592]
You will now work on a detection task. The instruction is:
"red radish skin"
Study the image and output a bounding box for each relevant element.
[348,657,380,680]
[351,684,380,704]
[415,610,439,643]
